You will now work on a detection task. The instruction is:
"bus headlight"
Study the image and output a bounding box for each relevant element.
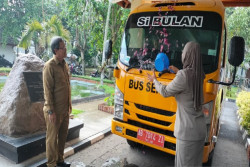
[114,104,123,120]
[114,85,124,120]
[114,85,124,105]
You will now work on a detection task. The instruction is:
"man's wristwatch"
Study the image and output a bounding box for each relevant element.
[47,110,53,115]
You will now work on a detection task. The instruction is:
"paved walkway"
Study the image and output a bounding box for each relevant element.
[70,99,113,142]
[212,100,248,166]
[0,99,248,167]
[0,98,114,167]
[65,100,249,167]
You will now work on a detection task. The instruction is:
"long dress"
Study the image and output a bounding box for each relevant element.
[154,69,207,167]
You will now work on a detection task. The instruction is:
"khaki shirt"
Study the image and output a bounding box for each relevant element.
[43,56,71,114]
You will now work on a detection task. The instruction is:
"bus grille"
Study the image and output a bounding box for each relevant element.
[126,129,176,151]
[137,114,171,126]
[127,119,174,138]
[135,103,175,116]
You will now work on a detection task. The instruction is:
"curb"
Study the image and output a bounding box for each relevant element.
[98,103,114,115]
[225,98,236,103]
[72,94,109,104]
[31,128,111,167]
[236,110,250,150]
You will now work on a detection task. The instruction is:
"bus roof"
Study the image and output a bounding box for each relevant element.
[112,0,250,7]
[222,0,250,7]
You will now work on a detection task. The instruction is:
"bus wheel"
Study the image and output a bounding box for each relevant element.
[221,89,224,104]
[127,139,141,148]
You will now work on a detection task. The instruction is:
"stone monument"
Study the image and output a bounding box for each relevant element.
[0,54,83,164]
[0,54,46,137]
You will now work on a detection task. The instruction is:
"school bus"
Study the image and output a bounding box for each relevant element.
[106,0,246,163]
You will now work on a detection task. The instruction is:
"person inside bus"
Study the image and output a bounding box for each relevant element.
[147,41,206,167]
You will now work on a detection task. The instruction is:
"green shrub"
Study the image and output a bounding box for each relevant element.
[72,74,115,84]
[226,86,238,99]
[99,84,115,106]
[104,93,114,106]
[236,91,250,134]
[98,84,115,94]
[0,83,4,92]
[0,67,11,73]
[72,108,84,117]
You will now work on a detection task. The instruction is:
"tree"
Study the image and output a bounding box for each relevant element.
[18,20,43,54]
[18,15,70,58]
[63,0,98,75]
[227,7,250,63]
[101,2,129,82]
[110,4,129,63]
[62,0,129,75]
[90,1,129,64]
[226,7,250,84]
[0,0,64,46]
[0,0,43,45]
[100,0,112,85]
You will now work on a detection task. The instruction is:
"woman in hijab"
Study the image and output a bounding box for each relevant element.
[147,41,207,167]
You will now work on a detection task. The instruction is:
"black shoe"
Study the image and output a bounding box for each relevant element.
[56,161,71,167]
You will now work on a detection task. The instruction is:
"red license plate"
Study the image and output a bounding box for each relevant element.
[137,129,165,148]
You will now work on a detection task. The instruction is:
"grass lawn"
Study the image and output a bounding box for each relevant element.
[0,67,11,73]
[72,108,84,116]
[72,74,115,84]
[226,86,238,100]
[0,83,4,92]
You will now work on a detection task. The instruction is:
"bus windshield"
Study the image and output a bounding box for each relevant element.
[119,11,222,74]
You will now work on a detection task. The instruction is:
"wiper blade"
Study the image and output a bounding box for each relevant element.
[126,65,140,72]
[158,69,175,77]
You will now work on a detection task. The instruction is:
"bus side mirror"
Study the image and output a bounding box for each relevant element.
[105,40,113,60]
[208,36,245,86]
[228,36,245,67]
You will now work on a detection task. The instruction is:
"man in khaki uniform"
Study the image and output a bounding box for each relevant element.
[43,36,71,167]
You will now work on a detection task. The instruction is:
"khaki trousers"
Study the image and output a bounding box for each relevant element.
[44,112,69,167]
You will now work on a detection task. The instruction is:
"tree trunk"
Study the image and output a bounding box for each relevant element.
[101,0,112,85]
[107,59,112,80]
[81,50,85,75]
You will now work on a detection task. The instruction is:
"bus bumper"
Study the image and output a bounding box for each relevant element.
[112,118,211,163]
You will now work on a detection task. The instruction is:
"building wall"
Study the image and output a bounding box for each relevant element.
[237,67,246,78]
[0,44,16,64]
[246,69,250,79]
